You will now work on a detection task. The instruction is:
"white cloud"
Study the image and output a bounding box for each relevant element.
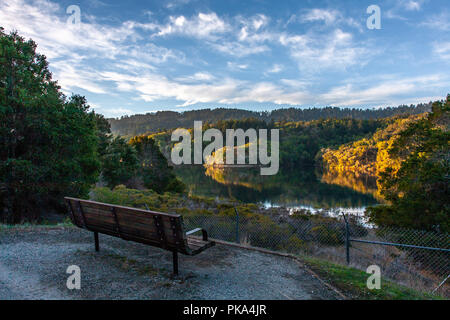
[226,62,249,70]
[433,42,450,61]
[0,0,183,95]
[51,61,107,94]
[176,72,215,82]
[126,43,184,64]
[153,12,230,39]
[165,0,192,10]
[99,71,242,106]
[280,29,372,72]
[402,0,424,11]
[280,79,309,88]
[98,68,449,109]
[252,14,269,30]
[0,0,137,59]
[267,64,283,74]
[320,74,448,106]
[385,10,408,21]
[223,82,312,105]
[94,70,309,106]
[199,14,274,57]
[212,41,269,57]
[386,0,425,21]
[301,9,340,25]
[237,14,270,40]
[291,8,362,31]
[421,12,450,31]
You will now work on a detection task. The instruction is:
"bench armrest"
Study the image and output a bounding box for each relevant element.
[186,227,208,241]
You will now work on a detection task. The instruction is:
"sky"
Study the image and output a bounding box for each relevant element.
[0,0,449,117]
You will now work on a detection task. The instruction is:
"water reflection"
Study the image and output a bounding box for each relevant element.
[174,165,380,215]
[320,171,383,201]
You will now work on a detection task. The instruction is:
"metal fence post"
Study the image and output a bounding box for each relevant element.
[343,214,350,264]
[432,274,450,294]
[234,207,239,244]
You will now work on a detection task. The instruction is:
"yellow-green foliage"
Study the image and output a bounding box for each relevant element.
[285,235,306,252]
[91,185,182,212]
[91,185,261,217]
[321,115,424,178]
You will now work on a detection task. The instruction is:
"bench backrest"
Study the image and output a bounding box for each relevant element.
[65,197,190,254]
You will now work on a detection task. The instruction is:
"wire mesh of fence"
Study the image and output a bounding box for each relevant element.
[182,212,449,297]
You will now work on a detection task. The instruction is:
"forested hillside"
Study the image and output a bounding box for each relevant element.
[367,97,449,232]
[321,114,425,177]
[128,117,387,172]
[109,104,431,136]
[321,96,449,231]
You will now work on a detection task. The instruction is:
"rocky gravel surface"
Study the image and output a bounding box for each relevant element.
[0,227,339,300]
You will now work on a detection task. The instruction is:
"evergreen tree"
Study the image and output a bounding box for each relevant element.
[0,29,100,222]
[101,136,138,188]
[130,135,185,193]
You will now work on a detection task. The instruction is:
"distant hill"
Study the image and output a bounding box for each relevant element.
[108,103,432,136]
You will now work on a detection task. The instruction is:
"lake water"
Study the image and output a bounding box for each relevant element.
[174,165,380,218]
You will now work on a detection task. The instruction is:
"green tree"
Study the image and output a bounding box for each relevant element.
[101,136,139,188]
[367,96,449,232]
[0,29,100,222]
[94,113,113,158]
[130,135,185,193]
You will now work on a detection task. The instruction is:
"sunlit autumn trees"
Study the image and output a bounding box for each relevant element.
[321,115,424,177]
[367,96,449,232]
[278,118,385,171]
[321,94,449,232]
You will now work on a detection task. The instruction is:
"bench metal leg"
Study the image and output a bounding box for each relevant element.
[172,250,179,275]
[94,231,99,252]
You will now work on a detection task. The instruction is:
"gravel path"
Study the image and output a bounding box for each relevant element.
[0,227,339,300]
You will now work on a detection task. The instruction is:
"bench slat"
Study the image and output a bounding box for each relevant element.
[81,204,180,236]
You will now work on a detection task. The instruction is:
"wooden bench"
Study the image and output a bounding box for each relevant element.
[64,197,215,275]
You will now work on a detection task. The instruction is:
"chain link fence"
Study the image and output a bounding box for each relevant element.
[182,211,450,297]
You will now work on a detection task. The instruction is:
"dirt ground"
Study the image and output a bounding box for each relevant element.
[0,227,340,300]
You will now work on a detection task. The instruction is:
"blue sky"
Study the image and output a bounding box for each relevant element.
[1,0,449,117]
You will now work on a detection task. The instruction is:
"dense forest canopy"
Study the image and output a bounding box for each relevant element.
[109,103,431,136]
